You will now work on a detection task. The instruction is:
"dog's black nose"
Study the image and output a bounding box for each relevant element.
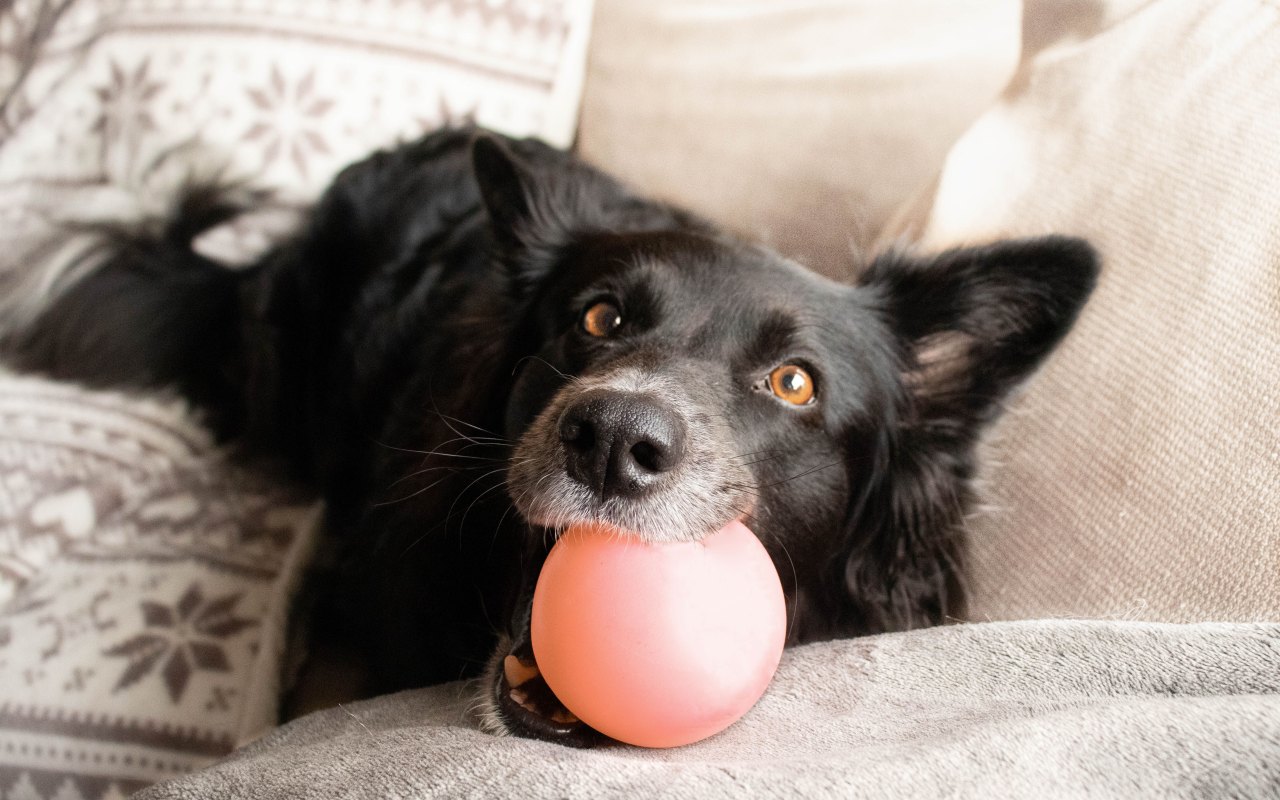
[559,391,686,500]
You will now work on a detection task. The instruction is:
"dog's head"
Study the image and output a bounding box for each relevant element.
[466,137,1097,744]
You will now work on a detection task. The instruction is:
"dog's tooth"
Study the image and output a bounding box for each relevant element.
[504,654,540,688]
[509,688,530,707]
[549,708,580,725]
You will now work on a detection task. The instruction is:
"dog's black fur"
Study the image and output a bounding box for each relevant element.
[1,127,1097,745]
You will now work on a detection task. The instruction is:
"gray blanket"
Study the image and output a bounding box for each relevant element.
[138,620,1280,798]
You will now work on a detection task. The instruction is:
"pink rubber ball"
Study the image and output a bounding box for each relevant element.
[530,519,787,748]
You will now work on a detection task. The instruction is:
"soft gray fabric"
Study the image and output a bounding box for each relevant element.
[137,620,1280,799]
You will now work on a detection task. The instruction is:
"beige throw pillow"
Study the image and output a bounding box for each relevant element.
[888,0,1280,623]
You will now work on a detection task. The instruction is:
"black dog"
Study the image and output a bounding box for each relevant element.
[1,127,1097,745]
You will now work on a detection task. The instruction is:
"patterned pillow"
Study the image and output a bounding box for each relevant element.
[0,373,320,797]
[0,0,594,797]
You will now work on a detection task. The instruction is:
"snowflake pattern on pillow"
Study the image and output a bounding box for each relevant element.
[0,373,322,797]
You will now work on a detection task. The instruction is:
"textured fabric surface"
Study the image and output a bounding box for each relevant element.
[0,372,321,798]
[0,0,594,303]
[576,0,1021,280]
[882,0,1280,623]
[136,620,1280,799]
[0,0,592,190]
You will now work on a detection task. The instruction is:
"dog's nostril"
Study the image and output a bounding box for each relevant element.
[561,419,581,442]
[559,415,594,451]
[630,440,663,473]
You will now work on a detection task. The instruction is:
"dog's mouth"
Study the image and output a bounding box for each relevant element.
[492,637,606,748]
[485,533,606,748]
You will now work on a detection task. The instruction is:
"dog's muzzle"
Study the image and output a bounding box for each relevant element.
[506,367,754,545]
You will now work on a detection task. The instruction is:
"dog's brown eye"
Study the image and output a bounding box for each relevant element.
[768,364,815,406]
[581,301,622,338]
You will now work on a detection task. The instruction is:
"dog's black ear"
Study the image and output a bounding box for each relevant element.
[861,235,1099,434]
[471,134,590,296]
[471,134,706,296]
[842,235,1098,630]
[471,134,581,258]
[471,135,536,251]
